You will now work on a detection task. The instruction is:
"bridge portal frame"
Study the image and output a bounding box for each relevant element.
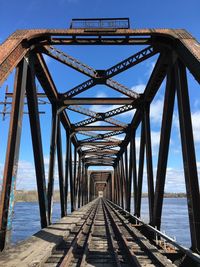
[0,28,200,253]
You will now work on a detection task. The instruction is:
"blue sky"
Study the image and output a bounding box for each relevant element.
[0,0,200,193]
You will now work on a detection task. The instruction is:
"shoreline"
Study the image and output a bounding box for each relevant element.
[14,190,186,202]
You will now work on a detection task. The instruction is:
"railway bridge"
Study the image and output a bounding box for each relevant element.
[0,18,200,266]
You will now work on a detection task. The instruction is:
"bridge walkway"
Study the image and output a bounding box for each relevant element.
[0,198,178,267]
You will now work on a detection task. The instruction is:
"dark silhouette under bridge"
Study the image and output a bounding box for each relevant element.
[0,18,200,266]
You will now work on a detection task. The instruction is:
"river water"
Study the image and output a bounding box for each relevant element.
[10,198,191,248]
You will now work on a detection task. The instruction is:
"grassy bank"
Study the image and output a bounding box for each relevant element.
[15,190,71,202]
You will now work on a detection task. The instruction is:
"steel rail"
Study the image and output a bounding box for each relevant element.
[104,199,175,267]
[102,199,122,267]
[60,199,99,266]
[79,199,100,266]
[106,199,200,264]
[80,198,122,267]
[102,199,142,267]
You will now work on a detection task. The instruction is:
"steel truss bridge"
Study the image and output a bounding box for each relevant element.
[0,18,200,266]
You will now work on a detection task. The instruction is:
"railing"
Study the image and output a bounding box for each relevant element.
[107,200,200,264]
[70,18,130,29]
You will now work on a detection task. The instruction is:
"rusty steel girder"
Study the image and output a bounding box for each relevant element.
[0,27,200,255]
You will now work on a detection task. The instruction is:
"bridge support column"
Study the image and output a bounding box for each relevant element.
[81,161,85,206]
[26,58,48,228]
[118,159,124,209]
[121,156,126,209]
[176,59,200,253]
[47,105,58,224]
[73,147,77,209]
[124,148,129,210]
[57,118,66,217]
[77,154,81,208]
[132,132,137,214]
[0,58,28,250]
[152,61,176,230]
[135,120,145,217]
[143,104,154,225]
[69,137,74,212]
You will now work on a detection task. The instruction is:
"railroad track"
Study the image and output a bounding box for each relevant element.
[44,198,176,267]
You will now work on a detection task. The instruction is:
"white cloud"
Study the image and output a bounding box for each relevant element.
[150,98,164,123]
[135,130,160,160]
[90,92,121,113]
[151,131,160,154]
[191,111,200,143]
[173,110,200,143]
[14,157,60,190]
[131,84,145,93]
[146,61,156,77]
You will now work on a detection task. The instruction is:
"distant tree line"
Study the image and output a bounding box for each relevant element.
[14,190,186,202]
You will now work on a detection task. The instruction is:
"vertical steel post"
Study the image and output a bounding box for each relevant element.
[73,147,77,209]
[69,138,74,212]
[65,132,69,214]
[143,104,154,224]
[135,121,145,217]
[124,148,129,210]
[85,166,88,204]
[153,62,175,229]
[127,140,133,212]
[175,59,200,252]
[119,157,124,208]
[47,105,58,224]
[0,58,28,250]
[77,154,81,208]
[81,161,85,206]
[132,131,137,214]
[113,168,116,203]
[121,155,127,210]
[89,172,92,201]
[26,59,48,228]
[117,163,121,206]
[57,118,66,217]
[111,170,114,202]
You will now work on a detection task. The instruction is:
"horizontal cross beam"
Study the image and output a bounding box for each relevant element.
[80,130,125,142]
[86,163,113,166]
[78,141,122,146]
[73,126,126,132]
[61,98,137,106]
[47,37,151,46]
[68,105,128,128]
[82,150,118,155]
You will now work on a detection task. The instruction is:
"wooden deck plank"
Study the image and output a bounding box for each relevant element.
[0,200,97,267]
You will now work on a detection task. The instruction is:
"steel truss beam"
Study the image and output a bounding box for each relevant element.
[42,45,97,78]
[114,51,170,162]
[78,141,122,146]
[80,130,125,142]
[0,59,28,250]
[152,58,176,230]
[1,27,200,254]
[26,57,48,228]
[175,59,200,253]
[69,105,129,128]
[43,37,151,46]
[62,98,138,106]
[45,45,156,99]
[73,125,126,132]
